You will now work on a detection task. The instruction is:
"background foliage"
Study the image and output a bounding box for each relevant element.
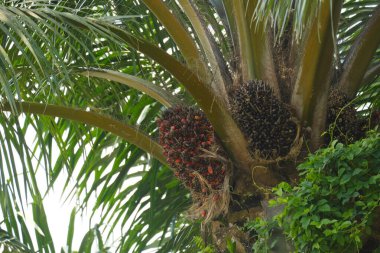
[248,131,380,253]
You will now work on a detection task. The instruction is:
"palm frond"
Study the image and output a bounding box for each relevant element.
[80,68,182,108]
[0,101,166,164]
[0,228,33,253]
[157,222,201,253]
[339,4,380,97]
[252,0,323,41]
[141,0,210,82]
[178,0,230,102]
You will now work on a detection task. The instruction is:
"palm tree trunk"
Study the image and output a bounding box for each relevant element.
[262,200,294,253]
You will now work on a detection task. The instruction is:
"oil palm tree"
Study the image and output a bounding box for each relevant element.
[0,0,379,252]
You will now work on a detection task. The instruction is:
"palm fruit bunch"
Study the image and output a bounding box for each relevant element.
[229,80,297,159]
[370,110,380,127]
[157,106,225,192]
[326,89,366,144]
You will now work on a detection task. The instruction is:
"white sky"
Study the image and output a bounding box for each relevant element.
[0,116,121,252]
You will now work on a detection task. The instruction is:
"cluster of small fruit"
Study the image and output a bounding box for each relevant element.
[157,106,225,192]
[230,80,297,159]
[326,90,367,144]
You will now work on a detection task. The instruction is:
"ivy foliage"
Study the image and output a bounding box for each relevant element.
[245,218,278,252]
[193,236,216,253]
[192,236,237,253]
[248,131,380,252]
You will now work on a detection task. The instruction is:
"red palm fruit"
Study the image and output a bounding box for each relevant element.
[157,106,226,191]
